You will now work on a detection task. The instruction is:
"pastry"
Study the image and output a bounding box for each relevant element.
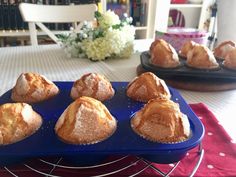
[0,103,42,145]
[150,39,180,68]
[131,97,190,143]
[126,72,171,102]
[11,72,59,103]
[186,45,219,69]
[55,96,117,145]
[213,40,235,59]
[179,40,197,58]
[70,73,114,101]
[223,48,236,70]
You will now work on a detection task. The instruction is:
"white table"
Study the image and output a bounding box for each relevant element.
[0,39,236,141]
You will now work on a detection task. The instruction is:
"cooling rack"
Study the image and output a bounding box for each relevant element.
[1,144,204,177]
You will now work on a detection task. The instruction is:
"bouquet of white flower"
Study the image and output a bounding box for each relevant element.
[59,10,135,61]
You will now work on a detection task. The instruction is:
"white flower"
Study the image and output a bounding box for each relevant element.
[128,17,133,23]
[83,21,88,26]
[82,33,88,38]
[105,29,126,54]
[119,41,134,58]
[85,37,113,60]
[60,10,135,61]
[120,25,135,42]
[99,10,120,29]
[87,22,93,28]
[70,26,74,31]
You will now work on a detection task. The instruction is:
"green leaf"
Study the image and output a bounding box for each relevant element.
[95,11,102,20]
[112,24,122,30]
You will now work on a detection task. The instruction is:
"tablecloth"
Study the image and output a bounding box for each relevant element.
[0,103,236,177]
[0,43,236,140]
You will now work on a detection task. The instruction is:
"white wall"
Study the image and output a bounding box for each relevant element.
[217,0,236,43]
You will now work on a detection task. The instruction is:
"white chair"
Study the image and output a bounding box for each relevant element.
[19,3,97,46]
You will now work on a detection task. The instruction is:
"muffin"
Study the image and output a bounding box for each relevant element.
[186,45,219,70]
[223,48,236,70]
[131,97,190,143]
[179,40,197,58]
[126,72,171,102]
[11,72,59,103]
[0,103,42,145]
[150,39,180,68]
[70,73,115,101]
[213,40,235,60]
[55,96,117,145]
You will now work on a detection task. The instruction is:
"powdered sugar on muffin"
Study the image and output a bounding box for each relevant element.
[70,73,114,101]
[11,72,59,103]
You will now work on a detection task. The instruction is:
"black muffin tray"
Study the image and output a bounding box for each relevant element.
[141,51,236,80]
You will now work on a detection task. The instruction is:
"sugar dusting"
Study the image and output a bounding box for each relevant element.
[135,85,147,97]
[15,74,29,95]
[96,80,112,99]
[55,109,67,131]
[97,80,107,94]
[31,87,44,99]
[82,74,97,96]
[21,104,34,123]
[181,114,190,137]
[159,79,171,97]
[84,73,96,88]
[71,87,79,98]
[73,73,113,101]
[41,75,54,84]
[205,47,218,64]
[221,44,235,56]
[168,44,179,61]
[71,104,108,138]
[56,98,117,144]
[73,104,85,131]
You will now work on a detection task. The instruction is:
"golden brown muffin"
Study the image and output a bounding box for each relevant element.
[223,48,236,70]
[0,103,42,145]
[126,72,171,102]
[186,45,219,69]
[131,97,190,143]
[70,73,114,101]
[11,72,59,103]
[55,96,117,145]
[150,39,180,68]
[179,40,197,58]
[213,40,235,60]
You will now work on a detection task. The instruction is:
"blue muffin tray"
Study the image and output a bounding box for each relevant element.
[0,82,204,165]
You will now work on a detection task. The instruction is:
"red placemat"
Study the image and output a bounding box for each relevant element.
[1,103,236,177]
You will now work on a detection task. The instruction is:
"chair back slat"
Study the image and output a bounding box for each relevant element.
[19,3,97,45]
